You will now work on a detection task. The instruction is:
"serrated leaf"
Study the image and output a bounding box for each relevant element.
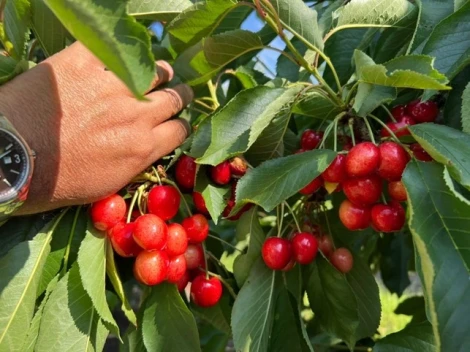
[174,29,264,86]
[35,264,109,352]
[234,150,336,213]
[403,161,470,351]
[168,0,237,52]
[233,207,265,287]
[78,223,120,338]
[0,54,18,84]
[127,0,192,21]
[443,66,470,130]
[3,0,30,59]
[353,83,397,117]
[373,322,435,352]
[121,326,145,352]
[105,239,137,327]
[195,170,230,223]
[30,0,67,57]
[44,0,154,98]
[142,283,200,352]
[462,82,470,133]
[421,2,470,80]
[197,86,301,165]
[409,123,470,190]
[232,258,280,352]
[191,292,231,334]
[292,90,342,120]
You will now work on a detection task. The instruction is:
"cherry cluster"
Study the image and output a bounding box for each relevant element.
[90,187,222,308]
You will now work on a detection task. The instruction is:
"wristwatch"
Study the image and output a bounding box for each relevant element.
[0,113,35,222]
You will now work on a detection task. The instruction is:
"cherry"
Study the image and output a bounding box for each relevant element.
[339,199,371,231]
[406,99,439,123]
[134,250,169,286]
[175,270,190,291]
[281,257,296,272]
[318,235,334,257]
[175,155,197,190]
[322,154,347,183]
[191,275,223,308]
[391,105,406,120]
[166,255,187,283]
[184,244,205,270]
[133,214,168,251]
[90,194,126,231]
[229,156,248,176]
[166,223,188,257]
[299,176,323,195]
[182,214,209,243]
[345,142,381,177]
[410,143,433,162]
[291,232,319,265]
[210,161,232,185]
[261,237,293,270]
[380,116,415,138]
[378,142,410,181]
[192,192,210,216]
[371,201,405,233]
[147,185,181,221]
[388,180,407,202]
[109,222,142,257]
[330,248,354,274]
[301,130,324,150]
[222,199,252,220]
[343,174,382,206]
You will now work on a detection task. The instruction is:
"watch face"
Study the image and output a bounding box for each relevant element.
[0,129,30,201]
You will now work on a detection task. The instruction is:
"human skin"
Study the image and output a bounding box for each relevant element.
[0,42,193,214]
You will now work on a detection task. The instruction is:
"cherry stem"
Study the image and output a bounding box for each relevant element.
[367,114,406,147]
[381,193,388,205]
[207,271,237,300]
[162,178,193,217]
[322,205,336,252]
[61,206,82,276]
[284,201,301,233]
[345,81,359,106]
[380,104,397,123]
[348,118,356,146]
[333,117,339,152]
[277,203,285,237]
[208,233,243,253]
[361,116,376,144]
[127,189,140,223]
[202,242,210,280]
[207,80,220,109]
[207,252,231,277]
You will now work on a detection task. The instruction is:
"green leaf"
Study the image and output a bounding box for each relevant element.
[168,0,237,52]
[191,292,231,335]
[234,150,336,212]
[195,170,230,223]
[3,0,30,59]
[409,123,470,191]
[403,160,470,351]
[292,90,342,120]
[197,86,301,165]
[462,82,470,133]
[174,29,264,86]
[36,264,109,352]
[127,0,192,21]
[394,296,427,324]
[373,322,435,352]
[44,0,155,98]
[0,53,18,84]
[353,83,397,117]
[78,223,120,338]
[233,207,265,287]
[142,283,200,352]
[422,2,470,80]
[0,229,52,351]
[121,326,145,352]
[443,66,470,130]
[270,0,323,51]
[232,258,280,352]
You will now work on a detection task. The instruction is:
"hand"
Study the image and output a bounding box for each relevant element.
[0,42,193,215]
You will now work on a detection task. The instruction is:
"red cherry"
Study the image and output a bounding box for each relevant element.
[261,237,293,270]
[166,255,187,283]
[371,202,405,233]
[378,142,410,181]
[192,192,210,216]
[229,156,248,176]
[134,250,169,286]
[109,222,142,257]
[410,143,433,162]
[406,100,439,123]
[175,270,190,291]
[281,257,296,272]
[184,244,205,270]
[318,235,334,257]
[90,194,126,231]
[210,161,232,185]
[147,185,180,221]
[182,214,209,243]
[133,214,168,251]
[175,155,197,190]
[380,116,415,138]
[191,275,223,308]
[222,199,252,220]
[343,174,382,206]
[299,176,323,195]
[391,105,406,120]
[133,262,145,284]
[291,232,319,265]
[301,130,324,150]
[339,199,371,231]
[388,181,407,202]
[166,223,188,257]
[322,154,347,183]
[345,142,381,177]
[330,248,354,274]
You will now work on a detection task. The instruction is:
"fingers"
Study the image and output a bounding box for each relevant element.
[148,118,191,161]
[146,61,174,93]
